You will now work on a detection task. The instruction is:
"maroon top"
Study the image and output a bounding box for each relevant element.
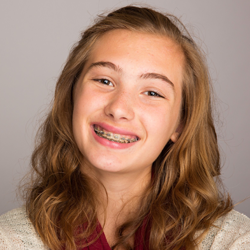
[60,218,185,250]
[80,220,150,250]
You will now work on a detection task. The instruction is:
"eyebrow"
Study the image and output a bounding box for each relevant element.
[140,72,174,89]
[86,61,174,89]
[87,61,121,73]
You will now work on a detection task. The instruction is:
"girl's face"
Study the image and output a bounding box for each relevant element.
[73,29,184,176]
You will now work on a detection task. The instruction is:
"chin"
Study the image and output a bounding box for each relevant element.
[81,154,126,174]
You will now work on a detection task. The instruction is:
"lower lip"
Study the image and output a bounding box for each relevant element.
[91,126,137,149]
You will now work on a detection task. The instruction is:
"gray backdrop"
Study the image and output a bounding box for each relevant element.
[1,0,249,217]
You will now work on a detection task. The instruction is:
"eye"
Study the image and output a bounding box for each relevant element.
[93,78,114,86]
[144,91,164,98]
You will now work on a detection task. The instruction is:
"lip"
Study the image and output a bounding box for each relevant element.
[91,122,140,139]
[91,122,140,149]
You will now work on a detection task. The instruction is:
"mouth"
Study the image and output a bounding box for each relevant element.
[93,124,139,144]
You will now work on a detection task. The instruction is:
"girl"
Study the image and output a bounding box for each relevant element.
[0,5,249,250]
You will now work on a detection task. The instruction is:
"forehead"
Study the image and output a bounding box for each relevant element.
[90,29,184,61]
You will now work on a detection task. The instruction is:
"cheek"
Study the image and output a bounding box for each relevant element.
[152,117,171,142]
[145,106,170,129]
[73,87,94,141]
[74,86,104,117]
[144,106,179,144]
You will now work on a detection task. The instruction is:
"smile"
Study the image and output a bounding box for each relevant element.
[94,125,139,143]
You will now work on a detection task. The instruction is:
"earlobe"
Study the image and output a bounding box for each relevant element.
[170,131,179,143]
[170,122,183,142]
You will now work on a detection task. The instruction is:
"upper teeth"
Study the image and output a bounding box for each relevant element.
[94,125,138,143]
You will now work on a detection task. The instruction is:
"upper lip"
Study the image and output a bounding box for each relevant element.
[92,122,140,139]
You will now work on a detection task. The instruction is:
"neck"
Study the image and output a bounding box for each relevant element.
[98,169,151,201]
[82,163,152,220]
[81,164,152,246]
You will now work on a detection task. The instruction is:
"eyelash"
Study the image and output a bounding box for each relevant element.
[93,78,164,98]
[144,91,164,98]
[93,78,113,86]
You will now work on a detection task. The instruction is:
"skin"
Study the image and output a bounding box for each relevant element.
[73,29,184,245]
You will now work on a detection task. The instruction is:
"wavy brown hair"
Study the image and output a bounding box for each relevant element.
[23,5,232,250]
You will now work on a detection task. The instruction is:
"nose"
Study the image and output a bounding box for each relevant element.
[104,90,135,121]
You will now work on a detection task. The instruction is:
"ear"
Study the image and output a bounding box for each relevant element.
[170,122,183,143]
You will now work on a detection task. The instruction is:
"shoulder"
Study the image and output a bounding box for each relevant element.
[199,209,250,250]
[0,207,48,250]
